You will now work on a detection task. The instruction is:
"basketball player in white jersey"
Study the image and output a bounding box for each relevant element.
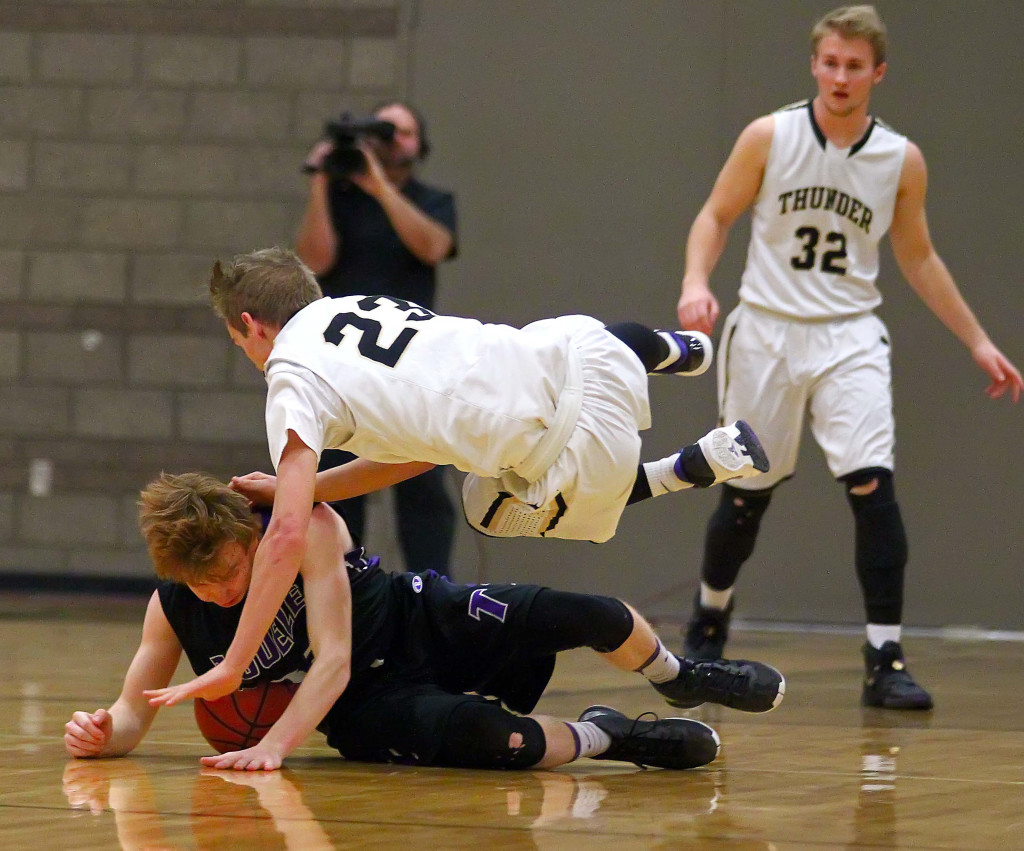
[147,246,771,707]
[675,5,1021,709]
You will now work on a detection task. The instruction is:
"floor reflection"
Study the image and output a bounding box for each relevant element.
[60,758,741,850]
[63,759,333,850]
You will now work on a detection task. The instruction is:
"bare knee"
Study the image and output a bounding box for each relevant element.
[849,477,879,497]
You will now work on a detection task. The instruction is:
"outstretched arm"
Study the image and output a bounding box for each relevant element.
[147,431,319,706]
[231,458,436,507]
[200,504,354,771]
[678,115,773,335]
[65,592,182,758]
[890,143,1022,402]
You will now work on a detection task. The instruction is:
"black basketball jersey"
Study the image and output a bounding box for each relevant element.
[158,513,395,686]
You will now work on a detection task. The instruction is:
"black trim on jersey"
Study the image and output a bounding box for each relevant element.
[541,493,568,536]
[848,119,876,157]
[718,316,741,428]
[806,100,827,150]
[805,99,876,156]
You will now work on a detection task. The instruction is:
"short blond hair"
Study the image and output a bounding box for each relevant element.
[209,247,322,334]
[138,472,261,584]
[811,5,887,66]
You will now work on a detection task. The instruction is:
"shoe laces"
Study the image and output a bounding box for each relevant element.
[620,711,660,769]
[688,661,746,697]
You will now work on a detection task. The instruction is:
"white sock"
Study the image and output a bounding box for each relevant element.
[866,624,901,649]
[653,331,684,371]
[642,456,693,498]
[635,639,681,684]
[699,582,733,610]
[564,721,613,759]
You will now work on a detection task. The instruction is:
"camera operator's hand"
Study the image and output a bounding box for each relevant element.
[349,139,392,199]
[303,139,336,173]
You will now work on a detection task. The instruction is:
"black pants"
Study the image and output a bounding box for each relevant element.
[320,449,456,577]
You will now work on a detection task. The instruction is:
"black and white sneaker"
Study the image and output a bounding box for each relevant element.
[683,594,733,661]
[652,330,714,377]
[653,655,785,713]
[676,420,769,488]
[579,705,720,769]
[862,642,933,710]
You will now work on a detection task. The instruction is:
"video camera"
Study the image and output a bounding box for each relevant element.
[305,112,396,179]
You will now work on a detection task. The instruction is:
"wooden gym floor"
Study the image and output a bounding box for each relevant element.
[1,591,1022,850]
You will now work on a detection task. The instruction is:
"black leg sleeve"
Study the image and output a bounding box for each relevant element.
[434,700,548,769]
[394,466,456,576]
[845,471,907,625]
[606,321,668,371]
[701,484,772,590]
[519,589,635,655]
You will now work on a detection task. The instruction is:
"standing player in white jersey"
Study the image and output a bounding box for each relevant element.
[676,5,1021,709]
[146,246,774,708]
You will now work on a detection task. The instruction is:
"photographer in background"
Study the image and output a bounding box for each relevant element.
[296,101,458,577]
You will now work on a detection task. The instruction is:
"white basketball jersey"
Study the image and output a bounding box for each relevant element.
[739,100,907,319]
[264,296,584,477]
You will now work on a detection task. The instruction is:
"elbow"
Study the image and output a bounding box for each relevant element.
[320,656,351,701]
[266,517,310,562]
[422,234,454,266]
[702,206,734,235]
[416,248,445,267]
[294,233,336,276]
[895,250,931,286]
[426,248,449,266]
[296,245,334,276]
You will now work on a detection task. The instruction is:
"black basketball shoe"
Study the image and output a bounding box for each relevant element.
[653,655,785,713]
[862,642,934,710]
[683,594,733,660]
[579,705,720,769]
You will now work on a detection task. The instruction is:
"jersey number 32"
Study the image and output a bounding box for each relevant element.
[790,226,848,275]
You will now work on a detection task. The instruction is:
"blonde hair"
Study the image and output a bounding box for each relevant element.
[138,472,261,583]
[811,5,887,66]
[209,247,322,334]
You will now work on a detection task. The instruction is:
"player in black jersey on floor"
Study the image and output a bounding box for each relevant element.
[65,473,783,772]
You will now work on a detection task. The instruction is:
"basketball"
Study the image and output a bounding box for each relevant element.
[194,681,299,753]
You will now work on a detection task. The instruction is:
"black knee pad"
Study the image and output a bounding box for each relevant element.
[605,321,664,371]
[523,589,635,654]
[842,469,906,624]
[701,484,773,590]
[436,700,547,769]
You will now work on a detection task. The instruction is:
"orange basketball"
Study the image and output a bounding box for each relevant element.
[194,681,299,753]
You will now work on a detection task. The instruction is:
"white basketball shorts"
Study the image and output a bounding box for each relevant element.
[462,319,650,543]
[718,303,895,490]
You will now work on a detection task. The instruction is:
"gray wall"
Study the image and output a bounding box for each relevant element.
[0,2,409,582]
[1,1,1020,630]
[408,1,1023,630]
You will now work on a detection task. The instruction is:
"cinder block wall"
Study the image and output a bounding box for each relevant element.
[0,1,408,586]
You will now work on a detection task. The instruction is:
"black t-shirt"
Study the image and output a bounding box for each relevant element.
[158,546,394,687]
[318,177,457,308]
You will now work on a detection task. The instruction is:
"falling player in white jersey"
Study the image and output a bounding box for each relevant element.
[676,4,1021,709]
[146,246,771,708]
